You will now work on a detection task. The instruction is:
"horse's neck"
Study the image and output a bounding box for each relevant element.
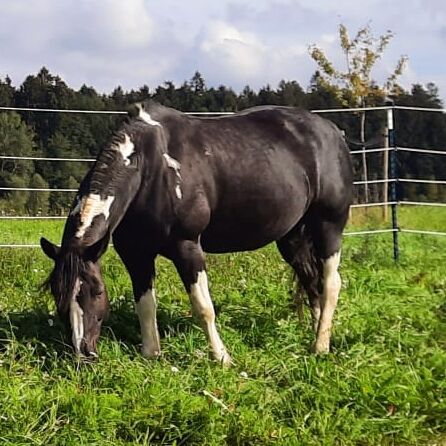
[128,154,176,222]
[64,125,179,245]
[63,155,142,246]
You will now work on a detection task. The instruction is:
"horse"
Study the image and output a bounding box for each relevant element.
[40,101,353,364]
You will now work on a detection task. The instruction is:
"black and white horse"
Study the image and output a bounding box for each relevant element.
[41,101,353,364]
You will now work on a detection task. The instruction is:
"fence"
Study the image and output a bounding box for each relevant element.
[1,104,446,259]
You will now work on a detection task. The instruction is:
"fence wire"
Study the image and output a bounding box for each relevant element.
[1,105,445,248]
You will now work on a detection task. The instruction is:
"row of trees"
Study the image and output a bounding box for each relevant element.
[1,62,445,214]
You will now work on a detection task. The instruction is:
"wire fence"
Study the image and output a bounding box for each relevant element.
[1,104,446,255]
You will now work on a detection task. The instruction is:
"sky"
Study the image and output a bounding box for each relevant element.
[0,0,445,101]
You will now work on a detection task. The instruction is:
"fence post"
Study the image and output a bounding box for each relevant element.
[387,104,399,261]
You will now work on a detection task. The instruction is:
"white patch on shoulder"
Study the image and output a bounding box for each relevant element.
[162,153,183,200]
[112,133,134,166]
[136,103,162,127]
[163,153,181,178]
[75,194,115,238]
[70,279,84,354]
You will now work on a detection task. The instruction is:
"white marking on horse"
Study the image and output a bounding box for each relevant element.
[70,279,84,354]
[314,250,341,354]
[135,288,161,358]
[75,194,115,238]
[189,271,231,365]
[112,133,134,166]
[175,184,183,199]
[163,153,181,178]
[163,153,183,199]
[136,103,162,127]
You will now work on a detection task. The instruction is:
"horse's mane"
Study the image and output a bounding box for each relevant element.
[44,250,88,315]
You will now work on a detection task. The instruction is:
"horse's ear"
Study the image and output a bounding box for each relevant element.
[40,237,60,260]
[83,232,110,262]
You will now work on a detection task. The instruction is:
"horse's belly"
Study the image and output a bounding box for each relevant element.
[201,230,275,253]
[200,205,302,253]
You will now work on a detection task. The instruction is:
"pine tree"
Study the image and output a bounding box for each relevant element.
[27,173,50,214]
[0,112,36,213]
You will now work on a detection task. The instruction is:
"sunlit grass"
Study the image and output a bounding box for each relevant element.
[0,207,445,444]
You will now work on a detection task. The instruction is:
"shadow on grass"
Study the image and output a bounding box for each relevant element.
[0,300,199,357]
[0,290,312,362]
[106,299,198,345]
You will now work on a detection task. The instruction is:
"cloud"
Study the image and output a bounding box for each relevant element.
[0,0,444,101]
[60,0,154,52]
[0,0,173,91]
[199,22,266,81]
[193,20,310,90]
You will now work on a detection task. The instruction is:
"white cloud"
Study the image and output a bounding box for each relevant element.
[199,22,266,80]
[62,0,154,52]
[0,0,444,101]
[194,20,312,90]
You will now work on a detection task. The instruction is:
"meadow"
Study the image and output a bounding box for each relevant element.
[0,207,445,445]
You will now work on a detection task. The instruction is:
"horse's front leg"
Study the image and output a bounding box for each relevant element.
[116,246,160,358]
[172,239,232,365]
[130,259,161,358]
[135,283,161,359]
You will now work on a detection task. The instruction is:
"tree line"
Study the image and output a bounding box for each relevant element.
[0,67,445,215]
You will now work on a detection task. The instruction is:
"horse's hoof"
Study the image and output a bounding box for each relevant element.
[142,347,161,359]
[310,341,330,355]
[216,351,233,367]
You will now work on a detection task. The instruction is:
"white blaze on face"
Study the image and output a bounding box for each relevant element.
[70,278,84,354]
[74,194,115,238]
[113,133,135,166]
[136,103,162,127]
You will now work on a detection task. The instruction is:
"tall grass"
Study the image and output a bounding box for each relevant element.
[0,208,445,445]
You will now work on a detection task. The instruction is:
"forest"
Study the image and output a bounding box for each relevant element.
[0,67,445,215]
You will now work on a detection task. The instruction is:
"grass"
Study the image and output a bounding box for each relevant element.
[0,208,445,445]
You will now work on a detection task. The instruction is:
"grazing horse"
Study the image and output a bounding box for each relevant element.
[41,101,353,363]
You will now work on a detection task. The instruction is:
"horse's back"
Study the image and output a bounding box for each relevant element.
[163,106,352,252]
[123,103,352,253]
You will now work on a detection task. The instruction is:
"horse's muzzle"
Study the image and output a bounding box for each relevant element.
[76,339,99,361]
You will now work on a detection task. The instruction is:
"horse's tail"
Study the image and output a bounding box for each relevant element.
[280,216,323,313]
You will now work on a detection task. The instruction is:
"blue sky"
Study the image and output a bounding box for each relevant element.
[1,0,445,101]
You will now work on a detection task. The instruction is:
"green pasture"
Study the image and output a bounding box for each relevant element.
[0,207,445,445]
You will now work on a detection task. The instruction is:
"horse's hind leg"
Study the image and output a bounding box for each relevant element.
[277,217,345,354]
[315,248,341,353]
[312,219,345,354]
[276,234,322,333]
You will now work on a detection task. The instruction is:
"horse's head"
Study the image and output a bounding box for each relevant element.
[40,236,110,358]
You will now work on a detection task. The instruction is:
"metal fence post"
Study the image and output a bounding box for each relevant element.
[387,105,399,261]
